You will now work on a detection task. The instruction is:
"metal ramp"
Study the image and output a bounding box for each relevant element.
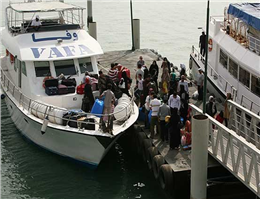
[190,102,260,197]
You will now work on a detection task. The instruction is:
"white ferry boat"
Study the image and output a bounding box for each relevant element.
[0,0,138,168]
[190,3,260,114]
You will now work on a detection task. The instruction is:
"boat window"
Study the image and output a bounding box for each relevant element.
[34,61,51,77]
[219,49,228,69]
[251,75,260,97]
[54,59,76,76]
[21,62,27,76]
[79,57,93,73]
[228,58,238,78]
[239,67,250,88]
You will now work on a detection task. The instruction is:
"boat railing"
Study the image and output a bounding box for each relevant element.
[211,14,260,56]
[190,103,260,197]
[1,69,135,134]
[228,100,260,149]
[248,34,260,55]
[191,45,238,100]
[240,94,260,114]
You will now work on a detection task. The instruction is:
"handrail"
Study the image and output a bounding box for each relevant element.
[0,68,135,133]
[191,45,238,101]
[189,103,260,197]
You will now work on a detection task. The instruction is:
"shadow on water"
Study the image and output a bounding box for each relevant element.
[1,100,166,199]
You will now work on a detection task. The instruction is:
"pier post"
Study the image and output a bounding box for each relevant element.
[87,0,93,28]
[133,19,140,49]
[190,114,209,199]
[89,22,97,40]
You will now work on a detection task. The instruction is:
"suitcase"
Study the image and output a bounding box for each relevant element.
[58,84,69,95]
[67,86,75,94]
[61,78,76,86]
[77,117,95,130]
[45,79,58,87]
[62,114,80,128]
[45,86,58,96]
[77,83,85,94]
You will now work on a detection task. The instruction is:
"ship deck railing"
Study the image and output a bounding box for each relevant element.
[1,69,135,134]
[191,45,260,114]
[191,45,238,100]
[190,103,260,197]
[210,15,260,56]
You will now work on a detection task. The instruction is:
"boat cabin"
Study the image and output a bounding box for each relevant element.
[1,0,103,109]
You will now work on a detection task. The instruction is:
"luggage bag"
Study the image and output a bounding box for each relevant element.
[45,79,58,87]
[45,86,58,96]
[77,117,95,130]
[61,78,76,86]
[67,86,75,94]
[58,84,69,95]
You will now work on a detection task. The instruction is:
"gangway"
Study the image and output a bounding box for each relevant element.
[190,102,260,197]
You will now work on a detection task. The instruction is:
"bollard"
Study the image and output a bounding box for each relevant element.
[190,114,209,199]
[87,0,93,28]
[133,19,140,49]
[89,22,97,40]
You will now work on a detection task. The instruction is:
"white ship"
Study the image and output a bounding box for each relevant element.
[0,0,138,168]
[190,3,260,114]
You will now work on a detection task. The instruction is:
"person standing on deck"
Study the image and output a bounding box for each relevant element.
[100,84,115,134]
[135,64,144,81]
[149,60,159,91]
[169,108,181,150]
[223,93,232,127]
[206,96,217,118]
[83,76,95,112]
[197,68,204,101]
[161,61,170,96]
[168,92,181,114]
[98,70,107,95]
[144,91,154,129]
[137,56,145,67]
[177,75,189,95]
[108,63,119,84]
[199,31,206,57]
[158,96,171,142]
[150,94,161,139]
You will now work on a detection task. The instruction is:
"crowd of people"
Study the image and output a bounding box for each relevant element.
[81,54,232,145]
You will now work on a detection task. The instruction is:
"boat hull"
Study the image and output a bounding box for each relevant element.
[2,89,122,169]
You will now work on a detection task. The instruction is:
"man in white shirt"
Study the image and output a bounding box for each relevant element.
[168,92,181,114]
[31,15,42,31]
[150,94,161,139]
[177,75,189,94]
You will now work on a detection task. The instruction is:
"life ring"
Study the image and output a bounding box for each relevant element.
[152,155,165,179]
[142,139,152,162]
[159,164,174,193]
[42,76,54,88]
[147,147,159,170]
[208,38,213,52]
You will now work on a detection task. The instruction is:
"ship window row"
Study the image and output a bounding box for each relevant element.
[219,49,260,97]
[34,58,93,77]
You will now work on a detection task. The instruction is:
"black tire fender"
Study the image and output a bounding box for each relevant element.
[152,155,165,179]
[159,164,174,192]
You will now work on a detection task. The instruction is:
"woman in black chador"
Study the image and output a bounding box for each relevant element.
[169,108,181,150]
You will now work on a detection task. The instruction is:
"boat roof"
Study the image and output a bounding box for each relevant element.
[10,2,84,13]
[227,3,260,31]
